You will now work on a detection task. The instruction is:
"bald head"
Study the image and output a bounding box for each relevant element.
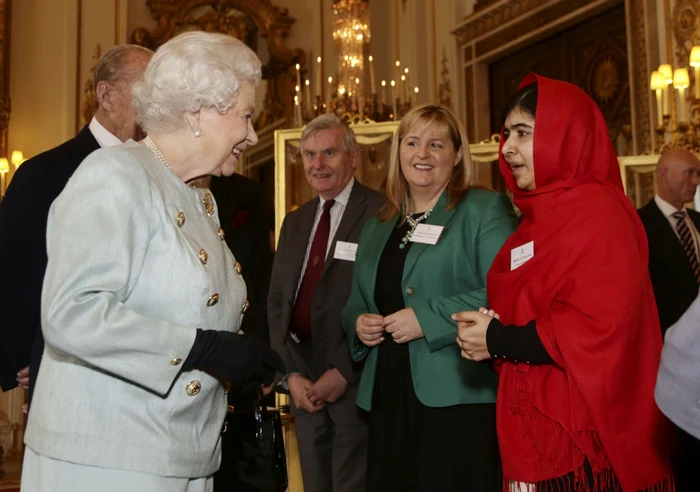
[657,148,700,209]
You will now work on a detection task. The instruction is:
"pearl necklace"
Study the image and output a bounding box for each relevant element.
[144,135,215,217]
[144,136,174,173]
[399,208,433,249]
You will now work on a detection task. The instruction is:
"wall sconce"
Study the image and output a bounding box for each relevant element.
[0,157,9,197]
[10,150,23,169]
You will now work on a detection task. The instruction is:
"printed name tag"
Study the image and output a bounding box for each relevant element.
[410,224,444,245]
[511,241,534,270]
[334,241,358,261]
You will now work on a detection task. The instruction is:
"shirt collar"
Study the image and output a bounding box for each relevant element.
[88,116,124,148]
[319,177,355,208]
[654,195,685,219]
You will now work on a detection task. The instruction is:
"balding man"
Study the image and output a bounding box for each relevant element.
[0,44,153,402]
[639,148,700,335]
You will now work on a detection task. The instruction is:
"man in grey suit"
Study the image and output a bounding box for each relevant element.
[269,115,384,492]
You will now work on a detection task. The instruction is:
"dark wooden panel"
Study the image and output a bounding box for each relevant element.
[488,5,629,142]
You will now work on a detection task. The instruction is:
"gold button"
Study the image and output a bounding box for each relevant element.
[177,211,185,227]
[241,299,250,314]
[406,287,415,296]
[199,249,208,265]
[207,293,219,307]
[170,358,182,366]
[224,381,232,394]
[218,227,225,241]
[185,380,201,396]
[234,261,242,275]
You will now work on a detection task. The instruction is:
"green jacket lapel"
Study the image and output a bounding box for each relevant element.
[402,191,457,282]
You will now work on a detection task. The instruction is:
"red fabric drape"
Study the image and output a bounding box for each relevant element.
[487,74,673,491]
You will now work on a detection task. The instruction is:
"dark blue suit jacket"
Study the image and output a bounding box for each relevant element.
[639,199,700,334]
[0,125,99,400]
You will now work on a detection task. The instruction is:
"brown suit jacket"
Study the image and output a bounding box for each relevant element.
[268,180,384,421]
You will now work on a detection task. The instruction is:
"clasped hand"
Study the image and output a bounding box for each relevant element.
[288,368,348,414]
[453,307,499,362]
[355,308,424,346]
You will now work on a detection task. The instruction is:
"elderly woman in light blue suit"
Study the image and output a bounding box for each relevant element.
[21,31,284,492]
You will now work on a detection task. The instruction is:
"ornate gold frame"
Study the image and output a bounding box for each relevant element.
[131,0,304,128]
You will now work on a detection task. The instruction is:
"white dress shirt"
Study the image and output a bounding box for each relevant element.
[654,195,700,263]
[88,116,124,148]
[295,177,355,298]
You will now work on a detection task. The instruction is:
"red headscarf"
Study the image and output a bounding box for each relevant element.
[487,74,673,491]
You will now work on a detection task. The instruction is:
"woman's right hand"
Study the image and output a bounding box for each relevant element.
[478,307,500,320]
[355,313,385,347]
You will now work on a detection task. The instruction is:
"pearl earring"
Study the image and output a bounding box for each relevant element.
[194,130,201,138]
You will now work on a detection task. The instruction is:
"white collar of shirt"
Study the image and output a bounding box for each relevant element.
[318,177,355,210]
[654,195,685,219]
[88,117,124,148]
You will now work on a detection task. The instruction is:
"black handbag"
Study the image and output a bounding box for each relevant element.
[215,392,288,492]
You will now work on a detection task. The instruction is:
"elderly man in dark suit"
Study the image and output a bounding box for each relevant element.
[639,148,700,335]
[269,115,384,492]
[0,44,152,399]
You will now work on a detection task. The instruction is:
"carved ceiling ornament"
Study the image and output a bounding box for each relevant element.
[453,0,552,46]
[131,0,305,128]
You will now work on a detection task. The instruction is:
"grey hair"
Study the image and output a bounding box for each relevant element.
[132,31,262,134]
[300,114,358,154]
[93,44,153,87]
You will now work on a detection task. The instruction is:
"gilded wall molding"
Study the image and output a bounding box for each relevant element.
[672,0,700,73]
[453,0,554,47]
[627,0,650,153]
[0,0,10,158]
[438,48,452,109]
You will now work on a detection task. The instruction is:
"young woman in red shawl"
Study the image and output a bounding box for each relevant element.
[453,74,674,491]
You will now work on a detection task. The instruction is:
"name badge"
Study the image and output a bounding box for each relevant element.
[410,224,444,245]
[511,241,534,270]
[334,241,358,261]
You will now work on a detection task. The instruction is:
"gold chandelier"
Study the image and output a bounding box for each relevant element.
[291,0,418,126]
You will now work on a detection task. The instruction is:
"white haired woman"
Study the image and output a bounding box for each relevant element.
[21,31,284,492]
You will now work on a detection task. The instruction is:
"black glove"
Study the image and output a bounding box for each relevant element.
[184,329,286,387]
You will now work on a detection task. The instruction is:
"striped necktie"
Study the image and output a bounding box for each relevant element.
[672,211,700,284]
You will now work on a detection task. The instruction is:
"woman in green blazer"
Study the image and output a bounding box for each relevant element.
[341,104,518,492]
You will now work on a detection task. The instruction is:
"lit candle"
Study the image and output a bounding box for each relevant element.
[0,158,8,196]
[368,55,377,95]
[315,57,322,97]
[659,64,673,115]
[401,75,407,102]
[674,68,690,123]
[391,80,397,120]
[690,47,700,99]
[294,95,302,127]
[327,76,333,113]
[650,71,665,127]
[381,80,387,105]
[295,63,302,95]
[305,79,312,113]
[414,86,419,105]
